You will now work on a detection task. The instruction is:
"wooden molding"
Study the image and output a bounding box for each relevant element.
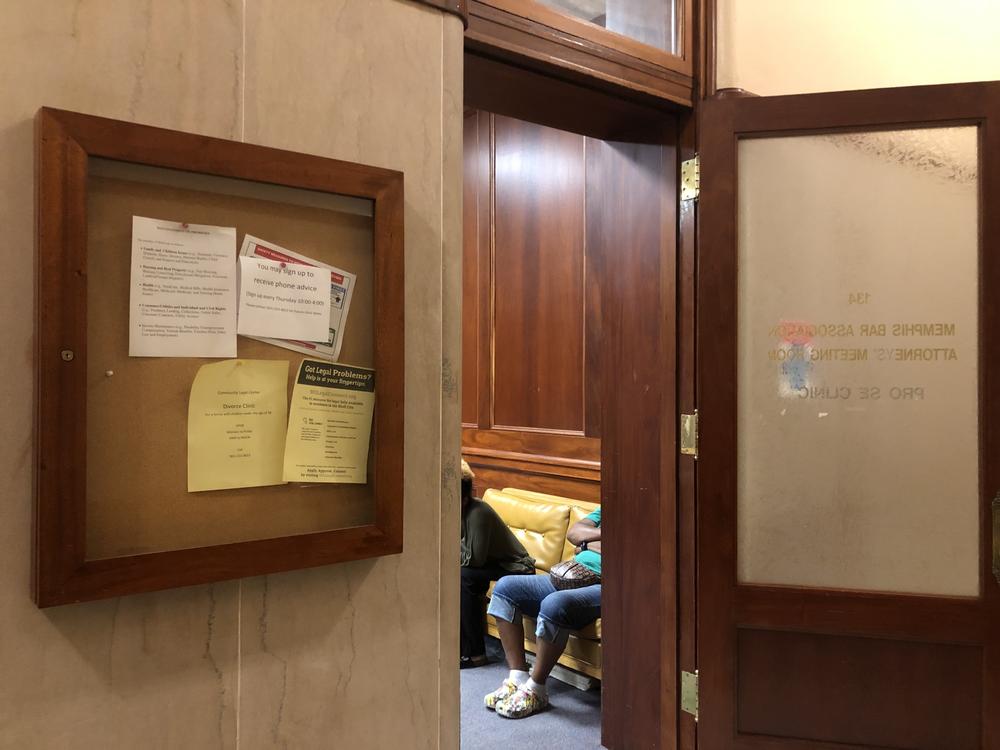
[467,0,695,107]
[697,0,717,98]
[463,448,600,503]
[480,0,690,73]
[463,426,599,462]
[462,446,600,471]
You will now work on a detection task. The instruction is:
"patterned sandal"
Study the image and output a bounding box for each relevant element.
[484,678,520,711]
[496,686,549,719]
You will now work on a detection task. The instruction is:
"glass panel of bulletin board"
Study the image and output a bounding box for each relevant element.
[86,159,377,559]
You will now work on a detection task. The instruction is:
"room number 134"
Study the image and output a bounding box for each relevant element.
[849,292,871,305]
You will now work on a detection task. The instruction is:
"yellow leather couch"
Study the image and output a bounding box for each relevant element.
[482,487,602,681]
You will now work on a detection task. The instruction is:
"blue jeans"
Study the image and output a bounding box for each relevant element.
[487,573,601,648]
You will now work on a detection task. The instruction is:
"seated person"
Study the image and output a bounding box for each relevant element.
[461,460,535,668]
[483,506,601,718]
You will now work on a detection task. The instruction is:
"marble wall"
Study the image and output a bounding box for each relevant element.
[0,1,462,748]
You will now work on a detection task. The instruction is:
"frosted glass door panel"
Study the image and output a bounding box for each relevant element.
[737,127,980,596]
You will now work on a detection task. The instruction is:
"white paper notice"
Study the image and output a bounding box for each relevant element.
[238,235,357,361]
[237,257,331,341]
[129,216,237,358]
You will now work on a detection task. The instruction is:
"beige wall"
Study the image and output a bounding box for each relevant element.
[0,1,462,748]
[718,0,1000,95]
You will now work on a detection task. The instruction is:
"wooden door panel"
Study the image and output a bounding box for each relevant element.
[697,81,1000,750]
[734,586,987,643]
[736,629,982,750]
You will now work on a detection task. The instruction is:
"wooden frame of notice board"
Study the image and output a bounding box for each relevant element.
[34,107,404,608]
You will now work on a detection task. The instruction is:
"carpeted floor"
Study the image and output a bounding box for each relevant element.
[460,639,603,749]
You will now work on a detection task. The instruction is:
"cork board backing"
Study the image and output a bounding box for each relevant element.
[85,163,376,560]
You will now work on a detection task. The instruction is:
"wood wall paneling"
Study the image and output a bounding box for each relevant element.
[463,425,599,462]
[476,112,494,428]
[493,114,586,432]
[465,451,601,503]
[583,151,603,439]
[462,111,482,425]
[462,109,600,499]
[462,109,494,429]
[463,426,600,500]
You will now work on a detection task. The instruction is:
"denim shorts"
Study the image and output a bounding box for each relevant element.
[487,573,601,648]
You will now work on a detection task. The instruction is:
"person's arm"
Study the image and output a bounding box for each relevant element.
[461,505,494,568]
[567,517,601,546]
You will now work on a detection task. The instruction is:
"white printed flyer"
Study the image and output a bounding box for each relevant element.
[128,216,237,358]
[238,235,357,361]
[236,256,330,342]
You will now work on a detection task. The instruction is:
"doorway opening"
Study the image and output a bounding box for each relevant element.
[458,52,683,750]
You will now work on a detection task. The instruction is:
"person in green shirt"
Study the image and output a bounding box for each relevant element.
[461,460,535,668]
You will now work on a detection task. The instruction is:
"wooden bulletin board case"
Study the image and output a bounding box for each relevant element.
[34,107,404,608]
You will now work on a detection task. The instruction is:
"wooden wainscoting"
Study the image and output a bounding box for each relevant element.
[462,108,601,499]
[463,429,600,502]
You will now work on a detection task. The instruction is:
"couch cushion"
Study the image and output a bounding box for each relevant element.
[559,625,602,667]
[498,488,599,563]
[500,488,599,514]
[483,490,570,572]
[573,617,601,640]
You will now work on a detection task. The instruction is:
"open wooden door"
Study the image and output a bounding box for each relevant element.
[696,81,1000,749]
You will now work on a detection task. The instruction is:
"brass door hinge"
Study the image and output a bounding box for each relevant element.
[680,410,698,458]
[681,669,699,721]
[681,155,700,202]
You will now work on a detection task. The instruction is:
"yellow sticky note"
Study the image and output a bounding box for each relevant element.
[188,359,289,492]
[283,360,375,483]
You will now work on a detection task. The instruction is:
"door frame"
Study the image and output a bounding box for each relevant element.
[464,51,688,750]
[677,107,700,750]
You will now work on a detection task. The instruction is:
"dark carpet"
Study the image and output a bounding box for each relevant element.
[460,639,603,749]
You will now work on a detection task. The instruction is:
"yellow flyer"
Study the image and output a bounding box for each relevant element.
[187,359,289,492]
[283,360,375,483]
